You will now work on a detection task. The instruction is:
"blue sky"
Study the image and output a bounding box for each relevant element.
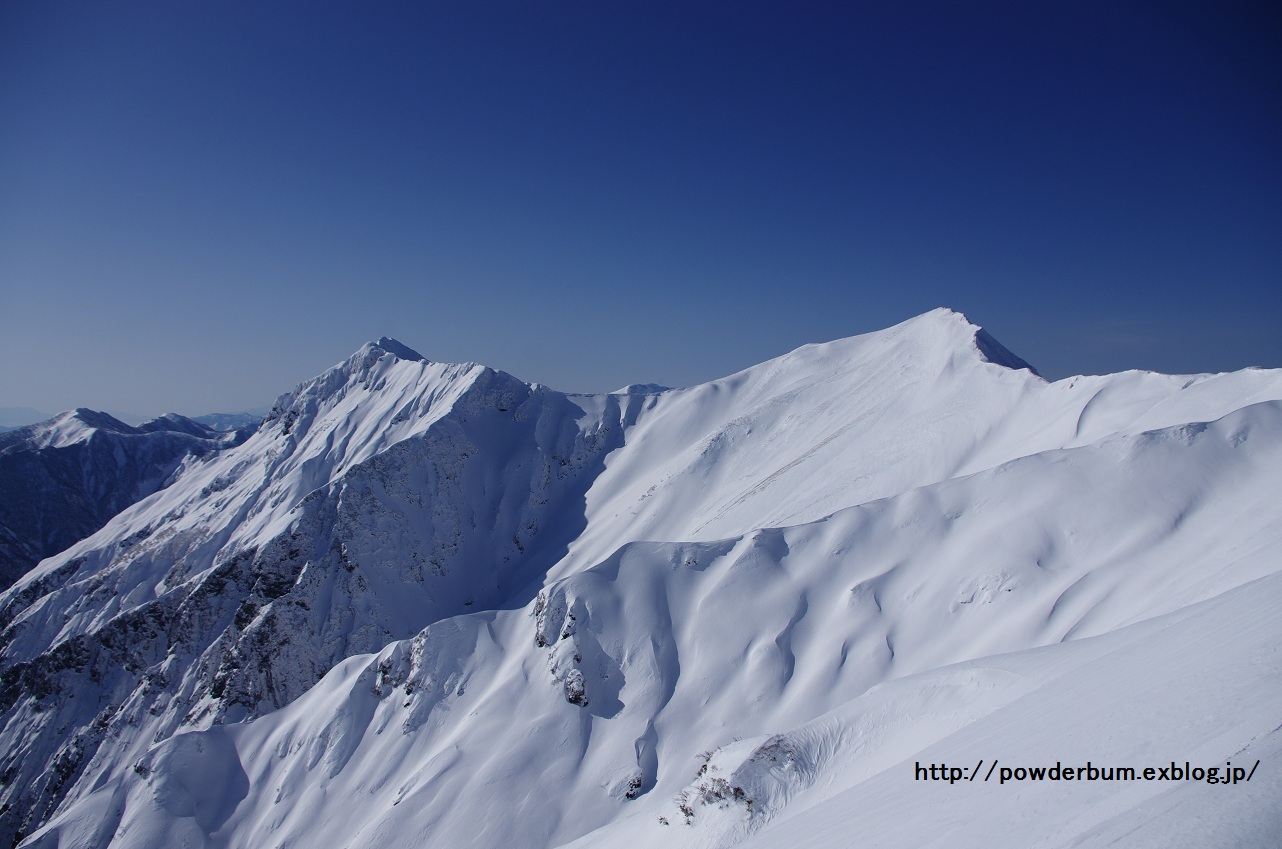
[1,1,1278,420]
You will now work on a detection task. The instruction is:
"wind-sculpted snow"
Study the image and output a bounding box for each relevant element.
[2,310,1281,848]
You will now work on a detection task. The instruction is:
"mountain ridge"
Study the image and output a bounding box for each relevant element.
[1,310,1279,848]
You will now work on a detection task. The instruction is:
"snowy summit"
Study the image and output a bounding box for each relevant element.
[1,309,1279,849]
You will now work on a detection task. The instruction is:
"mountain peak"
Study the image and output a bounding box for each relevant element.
[4,310,1280,849]
[367,337,426,362]
[896,308,1039,375]
[64,407,134,432]
[136,412,220,438]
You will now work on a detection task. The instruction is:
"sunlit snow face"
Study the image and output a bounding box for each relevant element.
[5,316,1281,849]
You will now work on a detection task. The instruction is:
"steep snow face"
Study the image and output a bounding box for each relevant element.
[2,314,1281,849]
[0,340,624,847]
[32,398,1282,849]
[0,410,242,591]
[552,308,1280,570]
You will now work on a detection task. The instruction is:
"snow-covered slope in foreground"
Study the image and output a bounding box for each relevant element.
[5,309,1282,849]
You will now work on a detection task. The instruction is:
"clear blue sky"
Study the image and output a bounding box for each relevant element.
[2,1,1278,420]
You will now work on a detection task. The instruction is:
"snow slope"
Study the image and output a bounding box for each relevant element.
[3,309,1280,849]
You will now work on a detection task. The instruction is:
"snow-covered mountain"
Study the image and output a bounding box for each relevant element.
[2,309,1279,848]
[0,411,247,591]
[191,411,268,434]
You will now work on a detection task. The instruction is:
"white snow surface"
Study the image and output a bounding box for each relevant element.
[3,309,1280,848]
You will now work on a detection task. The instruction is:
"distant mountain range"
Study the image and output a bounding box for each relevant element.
[1,310,1278,849]
[0,411,251,590]
[0,408,52,434]
[0,407,267,432]
[191,409,270,433]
